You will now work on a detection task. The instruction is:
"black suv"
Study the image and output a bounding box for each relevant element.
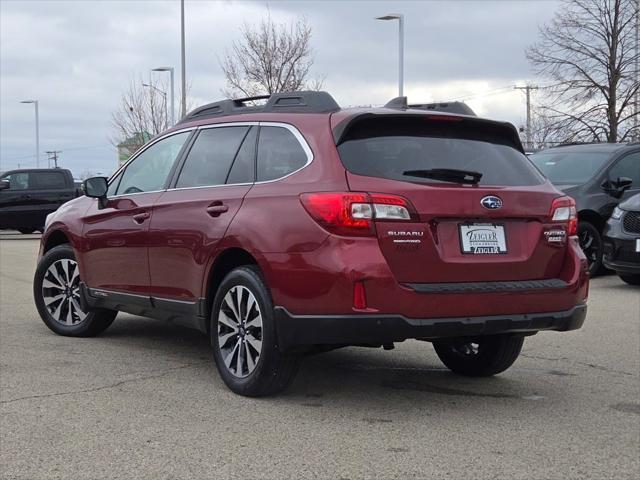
[529,143,640,274]
[603,193,640,285]
[0,168,79,233]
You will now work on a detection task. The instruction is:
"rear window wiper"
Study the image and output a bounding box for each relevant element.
[402,168,483,185]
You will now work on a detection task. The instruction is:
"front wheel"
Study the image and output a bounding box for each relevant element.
[433,335,524,377]
[210,266,299,397]
[619,274,640,286]
[33,244,117,337]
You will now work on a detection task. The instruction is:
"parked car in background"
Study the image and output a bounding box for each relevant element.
[603,193,640,285]
[529,143,640,275]
[0,168,79,234]
[33,92,588,397]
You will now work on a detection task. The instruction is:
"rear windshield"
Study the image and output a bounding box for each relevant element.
[337,116,545,186]
[529,151,611,184]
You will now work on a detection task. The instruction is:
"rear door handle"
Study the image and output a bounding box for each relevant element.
[206,204,229,217]
[132,211,151,224]
[20,195,31,200]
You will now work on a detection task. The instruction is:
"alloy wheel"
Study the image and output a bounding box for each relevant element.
[578,229,599,266]
[217,285,263,378]
[41,259,87,326]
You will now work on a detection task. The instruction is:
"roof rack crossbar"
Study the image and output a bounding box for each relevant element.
[179,91,340,124]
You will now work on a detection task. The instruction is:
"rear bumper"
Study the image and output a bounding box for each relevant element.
[274,303,587,350]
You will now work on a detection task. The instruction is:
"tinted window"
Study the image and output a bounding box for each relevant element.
[338,117,544,186]
[227,126,257,184]
[257,126,308,182]
[2,172,29,190]
[176,127,249,188]
[116,132,190,195]
[608,152,640,188]
[30,171,66,189]
[530,151,611,184]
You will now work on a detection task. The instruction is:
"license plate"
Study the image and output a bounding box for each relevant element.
[459,223,507,254]
[636,239,640,253]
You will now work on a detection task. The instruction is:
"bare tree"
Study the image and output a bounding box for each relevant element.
[525,107,577,150]
[526,0,639,143]
[111,76,171,153]
[220,15,322,98]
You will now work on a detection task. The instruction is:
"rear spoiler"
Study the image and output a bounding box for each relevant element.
[332,112,525,154]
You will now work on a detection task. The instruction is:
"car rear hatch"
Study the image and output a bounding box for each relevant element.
[334,112,572,284]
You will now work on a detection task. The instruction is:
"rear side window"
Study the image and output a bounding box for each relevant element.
[176,126,250,188]
[337,116,544,186]
[257,126,308,182]
[30,171,66,189]
[227,126,257,184]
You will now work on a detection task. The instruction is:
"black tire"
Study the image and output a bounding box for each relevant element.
[619,274,640,286]
[210,265,299,397]
[18,228,35,234]
[578,221,603,276]
[33,244,117,337]
[433,335,524,377]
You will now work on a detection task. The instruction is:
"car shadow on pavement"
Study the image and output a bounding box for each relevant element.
[99,314,546,409]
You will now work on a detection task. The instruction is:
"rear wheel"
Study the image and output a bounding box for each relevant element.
[433,335,524,377]
[210,266,299,397]
[619,274,640,286]
[33,244,117,336]
[578,221,603,276]
[18,228,35,234]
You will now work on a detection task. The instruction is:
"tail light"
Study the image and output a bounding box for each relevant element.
[300,192,415,236]
[550,196,577,236]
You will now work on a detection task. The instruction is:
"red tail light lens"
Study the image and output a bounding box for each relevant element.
[300,192,415,236]
[550,196,577,236]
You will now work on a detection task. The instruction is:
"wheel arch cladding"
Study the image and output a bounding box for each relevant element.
[43,230,71,253]
[205,248,262,332]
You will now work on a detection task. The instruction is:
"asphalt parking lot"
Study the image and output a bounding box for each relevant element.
[1,234,638,480]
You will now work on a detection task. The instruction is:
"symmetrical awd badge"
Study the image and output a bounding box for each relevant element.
[481,196,503,210]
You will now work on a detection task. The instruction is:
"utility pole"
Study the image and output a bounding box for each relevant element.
[634,0,639,141]
[180,0,186,119]
[515,85,539,149]
[46,151,61,168]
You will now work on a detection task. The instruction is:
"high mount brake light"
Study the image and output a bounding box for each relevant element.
[550,196,577,236]
[300,192,415,236]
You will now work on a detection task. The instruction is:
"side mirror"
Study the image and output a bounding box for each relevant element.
[603,176,633,199]
[83,177,109,208]
[0,180,9,191]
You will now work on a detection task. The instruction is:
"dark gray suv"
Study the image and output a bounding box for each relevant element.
[530,143,640,275]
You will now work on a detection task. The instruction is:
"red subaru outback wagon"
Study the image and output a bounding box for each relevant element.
[34,92,589,396]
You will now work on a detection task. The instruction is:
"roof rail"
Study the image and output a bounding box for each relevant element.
[179,91,340,124]
[408,101,476,116]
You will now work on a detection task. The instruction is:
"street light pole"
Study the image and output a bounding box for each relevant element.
[180,0,186,118]
[152,67,175,125]
[376,13,405,97]
[20,100,39,168]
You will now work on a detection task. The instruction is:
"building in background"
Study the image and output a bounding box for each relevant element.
[117,132,151,166]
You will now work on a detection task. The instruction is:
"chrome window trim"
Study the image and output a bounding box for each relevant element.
[106,127,196,199]
[165,121,314,192]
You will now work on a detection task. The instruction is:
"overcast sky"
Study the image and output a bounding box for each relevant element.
[0,0,561,176]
